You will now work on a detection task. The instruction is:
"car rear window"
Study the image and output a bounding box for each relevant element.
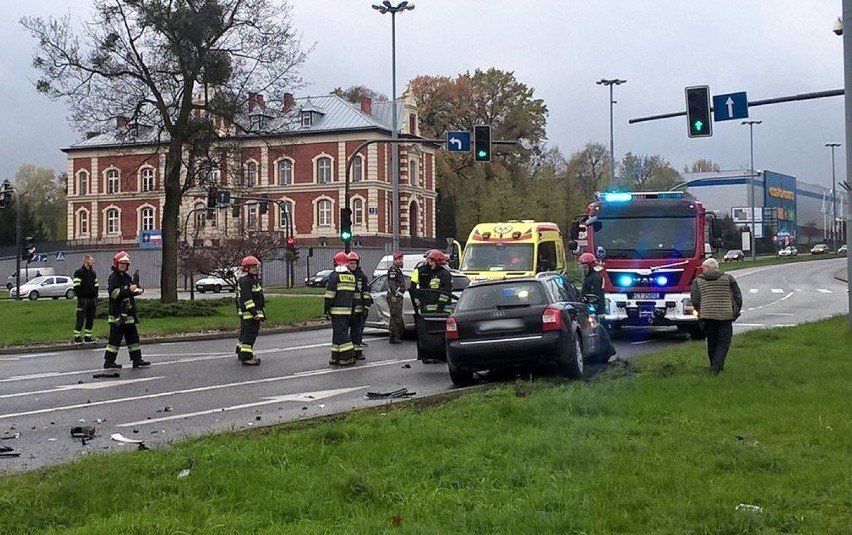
[456,281,547,312]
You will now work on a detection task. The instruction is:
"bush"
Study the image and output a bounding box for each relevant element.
[96,298,232,319]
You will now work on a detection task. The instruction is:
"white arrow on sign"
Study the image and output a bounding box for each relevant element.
[449,137,462,150]
[117,385,369,427]
[726,97,734,118]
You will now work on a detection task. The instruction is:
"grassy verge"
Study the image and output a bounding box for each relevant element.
[0,296,324,347]
[1,317,850,533]
[265,286,327,295]
[719,252,846,271]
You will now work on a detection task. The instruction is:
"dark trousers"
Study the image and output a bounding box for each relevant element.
[104,322,142,364]
[350,313,366,353]
[74,297,97,338]
[388,296,404,340]
[330,315,354,362]
[702,319,733,372]
[238,318,261,360]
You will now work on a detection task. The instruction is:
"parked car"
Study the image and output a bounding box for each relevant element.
[778,246,798,257]
[364,267,470,334]
[444,273,607,386]
[6,267,56,290]
[9,275,75,300]
[304,269,332,287]
[194,267,239,293]
[838,244,848,255]
[372,253,430,278]
[810,243,830,255]
[722,249,744,262]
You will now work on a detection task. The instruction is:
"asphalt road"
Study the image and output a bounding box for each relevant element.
[0,258,847,473]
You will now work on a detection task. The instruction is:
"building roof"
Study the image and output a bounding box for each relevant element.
[64,94,402,151]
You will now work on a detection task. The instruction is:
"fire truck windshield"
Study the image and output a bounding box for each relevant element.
[461,243,534,271]
[593,216,697,259]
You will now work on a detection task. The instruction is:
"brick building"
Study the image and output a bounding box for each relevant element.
[62,92,438,248]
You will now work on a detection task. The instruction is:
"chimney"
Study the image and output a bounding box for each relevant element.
[282,92,295,113]
[360,96,372,115]
[247,92,258,112]
[256,93,265,109]
[116,116,129,128]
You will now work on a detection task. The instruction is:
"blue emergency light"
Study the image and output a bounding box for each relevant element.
[603,192,633,203]
[654,275,669,286]
[617,274,633,287]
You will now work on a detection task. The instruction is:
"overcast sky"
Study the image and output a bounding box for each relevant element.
[0,1,846,191]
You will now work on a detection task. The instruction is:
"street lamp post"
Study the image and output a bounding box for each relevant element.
[742,120,762,262]
[826,142,841,252]
[596,78,627,190]
[373,0,414,253]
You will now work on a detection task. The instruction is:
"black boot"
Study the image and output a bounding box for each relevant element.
[389,337,402,344]
[132,359,151,368]
[104,361,122,369]
[354,349,365,361]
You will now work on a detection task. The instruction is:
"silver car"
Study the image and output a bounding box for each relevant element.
[9,275,75,300]
[364,268,470,333]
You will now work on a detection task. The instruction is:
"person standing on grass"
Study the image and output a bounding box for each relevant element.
[235,255,264,366]
[103,251,149,369]
[578,252,617,362]
[690,257,743,374]
[72,254,99,344]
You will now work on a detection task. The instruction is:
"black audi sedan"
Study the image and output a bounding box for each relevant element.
[444,273,608,386]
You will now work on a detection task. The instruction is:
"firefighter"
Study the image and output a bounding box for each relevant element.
[409,249,453,315]
[72,254,98,344]
[579,252,617,362]
[347,251,373,360]
[103,251,149,369]
[235,256,264,366]
[325,251,357,366]
[386,251,406,344]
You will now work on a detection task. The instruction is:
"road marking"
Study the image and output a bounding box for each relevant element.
[734,323,764,327]
[765,313,794,316]
[117,386,368,427]
[771,289,785,294]
[748,289,759,293]
[817,289,832,293]
[0,358,415,421]
[0,377,163,400]
[630,340,652,345]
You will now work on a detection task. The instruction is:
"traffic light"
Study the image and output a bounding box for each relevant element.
[473,125,492,162]
[259,193,269,215]
[0,180,11,208]
[685,86,713,138]
[207,187,217,209]
[232,204,240,218]
[24,238,36,263]
[340,207,352,243]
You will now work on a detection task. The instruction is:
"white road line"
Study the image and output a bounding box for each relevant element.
[771,289,785,294]
[817,289,832,293]
[0,377,164,400]
[748,289,759,293]
[117,386,369,427]
[630,340,652,345]
[734,323,765,327]
[0,358,414,421]
[765,313,795,316]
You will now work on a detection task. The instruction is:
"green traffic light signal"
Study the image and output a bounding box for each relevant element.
[693,120,704,132]
[340,229,352,241]
[473,125,492,162]
[685,86,712,138]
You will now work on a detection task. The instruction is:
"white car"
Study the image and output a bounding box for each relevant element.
[9,275,75,300]
[777,246,798,257]
[364,268,470,333]
[372,253,432,279]
[195,268,240,293]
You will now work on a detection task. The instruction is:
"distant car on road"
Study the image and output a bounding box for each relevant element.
[838,244,848,255]
[810,244,830,255]
[304,269,332,287]
[195,267,239,293]
[9,275,75,300]
[723,249,744,262]
[778,246,798,257]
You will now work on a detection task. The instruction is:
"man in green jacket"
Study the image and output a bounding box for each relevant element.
[690,257,743,374]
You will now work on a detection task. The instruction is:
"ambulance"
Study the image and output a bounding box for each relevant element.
[449,220,567,281]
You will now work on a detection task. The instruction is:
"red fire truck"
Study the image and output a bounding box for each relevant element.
[568,191,721,339]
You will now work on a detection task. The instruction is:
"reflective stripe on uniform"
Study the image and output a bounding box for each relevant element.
[331,342,354,354]
[329,306,352,316]
[128,343,141,352]
[110,288,122,299]
[105,345,119,354]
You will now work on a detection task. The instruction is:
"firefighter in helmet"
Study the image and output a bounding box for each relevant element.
[103,251,149,369]
[410,249,453,315]
[324,251,357,366]
[235,255,264,366]
[579,252,617,361]
[347,251,372,360]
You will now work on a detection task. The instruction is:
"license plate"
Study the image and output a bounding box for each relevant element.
[477,319,524,332]
[631,293,661,300]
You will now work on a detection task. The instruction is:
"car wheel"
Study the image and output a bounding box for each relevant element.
[28,291,39,301]
[5,283,11,290]
[214,285,222,293]
[65,289,75,299]
[197,289,205,294]
[556,327,584,379]
[447,355,476,386]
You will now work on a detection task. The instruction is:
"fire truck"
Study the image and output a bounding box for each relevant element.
[568,191,721,339]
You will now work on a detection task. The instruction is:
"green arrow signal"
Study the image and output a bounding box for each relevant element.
[693,120,704,132]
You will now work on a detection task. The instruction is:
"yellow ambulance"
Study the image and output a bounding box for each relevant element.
[450,220,567,281]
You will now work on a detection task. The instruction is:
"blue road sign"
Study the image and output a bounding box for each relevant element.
[713,92,748,121]
[56,251,66,261]
[447,131,471,153]
[36,254,49,263]
[140,230,163,249]
[216,190,231,204]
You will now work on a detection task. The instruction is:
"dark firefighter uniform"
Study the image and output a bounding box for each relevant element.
[236,272,265,363]
[581,267,606,316]
[325,267,357,365]
[351,265,373,360]
[409,263,453,314]
[104,268,146,368]
[72,263,98,343]
[387,262,406,343]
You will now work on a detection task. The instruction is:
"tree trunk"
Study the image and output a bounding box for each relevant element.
[160,141,184,303]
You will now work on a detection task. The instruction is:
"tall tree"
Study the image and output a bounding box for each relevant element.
[684,159,721,173]
[22,0,308,302]
[16,164,67,241]
[331,85,387,103]
[619,152,681,191]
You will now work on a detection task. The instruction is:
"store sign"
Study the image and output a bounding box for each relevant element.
[768,187,794,201]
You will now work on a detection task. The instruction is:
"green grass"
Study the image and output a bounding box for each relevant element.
[0,296,324,347]
[1,317,850,533]
[719,252,846,271]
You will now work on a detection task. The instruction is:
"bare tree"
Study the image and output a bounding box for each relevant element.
[22,0,309,302]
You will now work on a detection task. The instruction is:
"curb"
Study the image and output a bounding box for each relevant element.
[0,321,331,356]
[835,268,848,284]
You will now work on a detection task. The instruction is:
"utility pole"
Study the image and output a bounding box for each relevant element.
[597,78,627,190]
[843,0,852,332]
[826,142,841,252]
[742,120,762,262]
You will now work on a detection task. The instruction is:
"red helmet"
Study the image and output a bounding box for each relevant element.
[241,256,260,271]
[578,252,598,267]
[426,249,447,265]
[393,251,404,260]
[112,251,131,268]
[346,251,360,262]
[333,252,349,266]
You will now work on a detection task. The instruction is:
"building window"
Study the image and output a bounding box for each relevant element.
[106,169,120,194]
[106,208,119,235]
[245,161,257,188]
[278,159,292,186]
[194,202,207,229]
[317,157,332,184]
[409,159,418,186]
[141,207,155,231]
[353,198,364,226]
[279,201,294,229]
[77,210,89,235]
[141,168,155,192]
[247,205,258,229]
[78,171,89,196]
[301,112,312,127]
[352,157,363,182]
[318,199,332,226]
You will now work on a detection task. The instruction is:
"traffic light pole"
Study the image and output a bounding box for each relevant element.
[227,195,295,287]
[15,185,22,300]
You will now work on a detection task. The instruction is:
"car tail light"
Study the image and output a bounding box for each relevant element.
[542,306,563,332]
[445,316,459,340]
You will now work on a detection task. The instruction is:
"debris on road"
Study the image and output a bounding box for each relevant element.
[110,433,143,444]
[93,372,120,379]
[0,445,21,458]
[70,426,96,445]
[365,388,416,400]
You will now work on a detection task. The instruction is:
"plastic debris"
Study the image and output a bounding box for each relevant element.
[93,372,120,379]
[178,468,191,478]
[110,433,143,444]
[736,503,763,513]
[365,388,416,400]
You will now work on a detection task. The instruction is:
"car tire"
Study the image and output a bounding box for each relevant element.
[65,289,75,299]
[447,355,476,386]
[214,285,222,293]
[28,291,39,301]
[5,283,11,290]
[556,327,584,379]
[197,289,205,294]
